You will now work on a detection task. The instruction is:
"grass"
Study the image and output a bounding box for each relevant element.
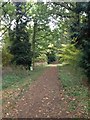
[2,64,48,115]
[2,65,47,90]
[58,65,89,118]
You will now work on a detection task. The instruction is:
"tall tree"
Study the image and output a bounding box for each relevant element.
[32,19,37,70]
[9,2,32,70]
[80,2,90,80]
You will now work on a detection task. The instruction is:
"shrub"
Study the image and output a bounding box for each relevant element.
[35,54,47,62]
[2,47,13,66]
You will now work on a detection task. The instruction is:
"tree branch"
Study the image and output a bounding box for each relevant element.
[53,2,75,12]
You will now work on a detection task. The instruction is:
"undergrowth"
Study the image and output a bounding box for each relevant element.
[58,65,89,118]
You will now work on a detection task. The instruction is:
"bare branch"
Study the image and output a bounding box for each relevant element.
[0,29,7,38]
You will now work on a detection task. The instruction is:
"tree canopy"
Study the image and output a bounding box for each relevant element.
[1,1,90,81]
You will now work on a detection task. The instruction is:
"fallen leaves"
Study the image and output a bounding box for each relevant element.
[58,111,62,115]
[61,98,65,100]
[6,113,9,116]
[43,97,49,100]
[47,115,50,118]
[35,114,38,117]
[7,101,10,104]
[45,97,49,100]
[66,111,70,114]
[47,102,50,105]
[38,109,42,113]
[72,98,76,101]
[2,66,89,118]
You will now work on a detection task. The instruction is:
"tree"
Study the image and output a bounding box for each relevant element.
[32,19,37,70]
[1,1,90,80]
[9,2,32,70]
[79,2,90,80]
[26,2,51,69]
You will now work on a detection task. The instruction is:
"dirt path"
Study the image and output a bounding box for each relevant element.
[3,66,75,118]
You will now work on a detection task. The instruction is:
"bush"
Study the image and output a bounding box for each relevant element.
[10,42,32,70]
[35,54,47,62]
[2,47,13,66]
[81,46,90,81]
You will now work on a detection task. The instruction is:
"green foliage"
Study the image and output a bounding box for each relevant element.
[1,2,90,79]
[81,39,90,80]
[2,47,13,66]
[9,3,32,69]
[35,54,47,62]
[59,44,83,67]
[71,2,90,81]
[80,3,90,81]
[2,2,15,15]
[10,42,32,67]
[58,65,88,117]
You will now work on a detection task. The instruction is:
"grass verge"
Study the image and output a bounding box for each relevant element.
[58,65,89,118]
[2,65,48,117]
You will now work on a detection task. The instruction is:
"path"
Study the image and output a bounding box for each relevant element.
[3,66,74,118]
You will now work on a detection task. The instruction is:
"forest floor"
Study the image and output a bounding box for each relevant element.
[2,65,89,118]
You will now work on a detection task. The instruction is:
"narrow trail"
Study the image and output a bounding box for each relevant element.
[4,66,74,118]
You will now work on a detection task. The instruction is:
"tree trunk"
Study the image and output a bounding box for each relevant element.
[32,19,37,70]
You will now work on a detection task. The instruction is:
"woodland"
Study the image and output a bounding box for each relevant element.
[0,1,90,118]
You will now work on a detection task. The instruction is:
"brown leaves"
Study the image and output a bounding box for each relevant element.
[38,109,42,113]
[43,97,49,100]
[61,97,65,100]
